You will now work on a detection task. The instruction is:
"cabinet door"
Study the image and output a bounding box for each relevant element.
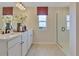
[22,40,28,56]
[8,42,21,56]
[22,32,28,56]
[0,41,7,56]
[28,31,33,50]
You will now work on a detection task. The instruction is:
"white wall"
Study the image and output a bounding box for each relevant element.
[69,3,76,56]
[69,2,79,56]
[23,7,37,30]
[76,3,79,56]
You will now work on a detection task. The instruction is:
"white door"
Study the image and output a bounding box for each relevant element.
[57,7,70,55]
[8,42,21,56]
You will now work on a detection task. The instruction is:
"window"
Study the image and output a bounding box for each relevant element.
[37,7,48,31]
[66,15,70,30]
[38,15,47,30]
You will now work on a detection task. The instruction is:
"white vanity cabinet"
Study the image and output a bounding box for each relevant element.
[0,34,22,56]
[8,36,21,56]
[0,30,33,56]
[0,40,8,56]
[8,42,21,56]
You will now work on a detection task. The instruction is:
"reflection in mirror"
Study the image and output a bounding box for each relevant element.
[0,15,27,34]
[12,15,27,31]
[0,16,6,30]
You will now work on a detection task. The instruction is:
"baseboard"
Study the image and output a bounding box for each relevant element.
[32,42,56,45]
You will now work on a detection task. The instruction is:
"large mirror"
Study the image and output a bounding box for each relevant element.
[0,15,27,33]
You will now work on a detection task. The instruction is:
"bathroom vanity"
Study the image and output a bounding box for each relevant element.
[0,30,33,56]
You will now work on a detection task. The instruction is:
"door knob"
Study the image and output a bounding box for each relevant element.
[61,27,65,32]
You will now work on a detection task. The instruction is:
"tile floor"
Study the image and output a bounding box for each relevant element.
[27,44,65,56]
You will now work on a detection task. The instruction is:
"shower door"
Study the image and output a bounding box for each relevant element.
[56,7,70,55]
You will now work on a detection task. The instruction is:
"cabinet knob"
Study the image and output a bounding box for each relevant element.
[21,41,24,44]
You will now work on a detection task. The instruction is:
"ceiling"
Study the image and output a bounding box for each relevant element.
[0,2,70,7]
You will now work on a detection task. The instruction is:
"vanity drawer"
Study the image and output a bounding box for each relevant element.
[8,36,21,49]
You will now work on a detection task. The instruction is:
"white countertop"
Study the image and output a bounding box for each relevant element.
[0,32,22,40]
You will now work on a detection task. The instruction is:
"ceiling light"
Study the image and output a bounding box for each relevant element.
[16,2,25,10]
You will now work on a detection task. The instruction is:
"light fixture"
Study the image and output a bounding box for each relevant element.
[16,2,25,10]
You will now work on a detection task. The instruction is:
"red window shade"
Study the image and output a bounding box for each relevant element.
[3,7,13,15]
[37,7,48,15]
